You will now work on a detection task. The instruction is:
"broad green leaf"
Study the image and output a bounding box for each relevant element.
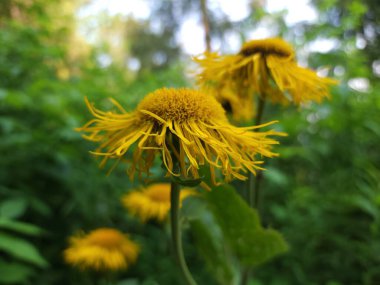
[205,185,288,267]
[234,228,289,266]
[0,218,45,236]
[0,198,27,219]
[190,220,234,285]
[181,196,207,221]
[206,185,260,233]
[0,261,34,283]
[0,232,48,268]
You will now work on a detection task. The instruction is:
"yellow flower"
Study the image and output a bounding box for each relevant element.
[121,183,194,222]
[195,37,337,120]
[213,84,255,122]
[77,88,285,184]
[64,228,139,271]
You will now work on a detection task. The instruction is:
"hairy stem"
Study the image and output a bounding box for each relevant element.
[170,181,197,285]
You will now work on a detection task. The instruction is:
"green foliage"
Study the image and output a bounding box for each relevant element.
[0,218,45,236]
[255,85,380,285]
[205,185,288,267]
[0,261,35,284]
[0,198,27,219]
[0,22,60,89]
[190,219,234,285]
[0,232,48,268]
[0,200,48,283]
[0,0,379,284]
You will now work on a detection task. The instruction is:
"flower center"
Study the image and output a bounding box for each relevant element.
[137,88,227,123]
[239,38,294,57]
[146,184,171,203]
[87,228,125,248]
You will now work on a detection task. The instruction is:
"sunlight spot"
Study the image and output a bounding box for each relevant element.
[308,38,340,53]
[348,78,370,93]
[356,36,367,49]
[266,0,317,25]
[316,67,330,77]
[372,60,380,77]
[216,0,250,21]
[127,58,141,71]
[97,53,112,68]
[334,65,345,77]
[177,16,206,55]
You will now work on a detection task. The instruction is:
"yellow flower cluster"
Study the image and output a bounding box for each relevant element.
[78,88,285,184]
[195,37,337,121]
[64,228,139,271]
[121,183,194,222]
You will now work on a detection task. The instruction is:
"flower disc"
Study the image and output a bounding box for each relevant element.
[137,88,227,123]
[240,38,294,57]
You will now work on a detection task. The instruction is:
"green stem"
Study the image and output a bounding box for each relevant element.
[253,96,266,209]
[247,172,255,208]
[253,171,263,208]
[170,181,198,285]
[241,268,250,285]
[255,96,266,126]
[247,96,266,209]
[243,95,266,285]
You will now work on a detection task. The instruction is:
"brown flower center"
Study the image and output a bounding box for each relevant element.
[239,38,294,57]
[137,88,227,123]
[87,229,125,249]
[145,184,171,203]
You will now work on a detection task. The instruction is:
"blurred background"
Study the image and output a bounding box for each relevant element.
[0,0,379,284]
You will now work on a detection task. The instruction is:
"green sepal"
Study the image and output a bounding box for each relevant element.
[171,176,204,187]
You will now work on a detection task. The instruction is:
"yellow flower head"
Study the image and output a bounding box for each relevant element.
[195,37,337,119]
[78,88,285,184]
[121,183,194,222]
[64,228,139,271]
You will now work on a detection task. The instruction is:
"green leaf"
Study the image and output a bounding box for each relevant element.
[234,228,289,266]
[351,196,379,219]
[180,196,208,221]
[0,218,46,236]
[190,220,234,285]
[206,185,260,233]
[0,261,34,283]
[0,232,48,268]
[205,185,288,267]
[0,198,27,219]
